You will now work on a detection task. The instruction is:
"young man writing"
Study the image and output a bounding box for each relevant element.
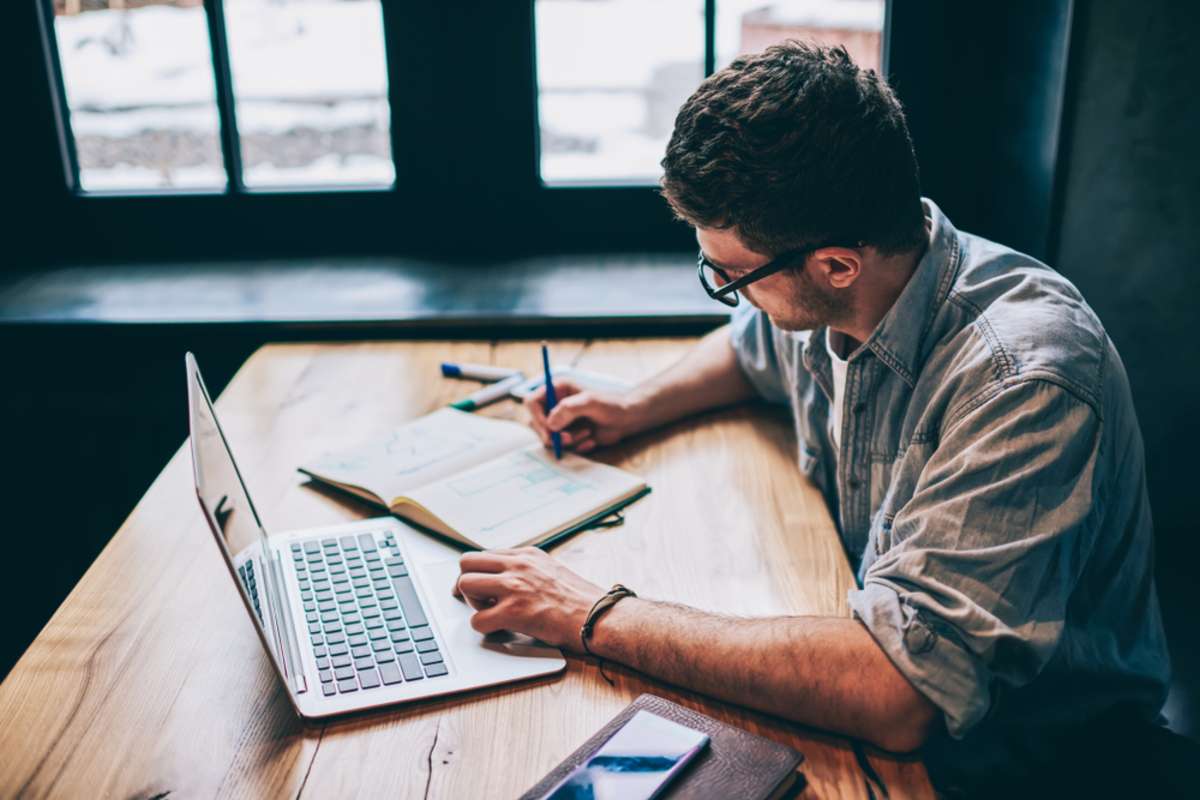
[454,42,1170,793]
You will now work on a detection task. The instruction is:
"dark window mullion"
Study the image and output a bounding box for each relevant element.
[704,0,716,76]
[37,0,81,194]
[203,0,244,193]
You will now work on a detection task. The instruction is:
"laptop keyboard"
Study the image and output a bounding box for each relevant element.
[237,561,263,624]
[291,530,448,697]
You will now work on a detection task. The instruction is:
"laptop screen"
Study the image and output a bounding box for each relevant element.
[186,353,287,676]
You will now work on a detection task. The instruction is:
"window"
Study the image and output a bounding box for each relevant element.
[223,0,393,188]
[716,0,884,72]
[534,0,885,187]
[51,0,226,191]
[46,0,393,194]
[534,0,705,186]
[31,2,890,261]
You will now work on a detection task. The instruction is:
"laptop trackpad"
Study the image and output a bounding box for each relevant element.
[420,558,566,663]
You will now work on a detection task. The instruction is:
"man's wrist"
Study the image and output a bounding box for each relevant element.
[582,594,643,662]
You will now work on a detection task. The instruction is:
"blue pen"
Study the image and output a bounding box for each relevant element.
[541,341,562,459]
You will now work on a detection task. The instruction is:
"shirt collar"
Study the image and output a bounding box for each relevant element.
[803,198,962,389]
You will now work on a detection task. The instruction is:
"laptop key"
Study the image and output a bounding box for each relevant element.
[332,654,352,668]
[358,668,381,690]
[319,668,333,682]
[308,623,321,635]
[391,577,429,627]
[337,679,358,693]
[368,628,388,640]
[349,634,368,647]
[375,650,396,664]
[357,533,377,551]
[310,635,323,647]
[397,652,423,680]
[387,563,409,578]
[339,535,358,551]
[394,640,414,654]
[419,651,443,666]
[379,661,403,685]
[410,625,434,642]
[383,609,403,622]
[371,639,390,652]
[313,646,327,658]
[424,662,448,678]
[322,683,336,696]
[366,617,384,629]
[354,656,374,671]
[334,666,354,681]
[328,643,349,657]
[327,632,346,645]
[416,639,438,653]
[304,542,320,554]
[351,645,372,659]
[314,657,329,670]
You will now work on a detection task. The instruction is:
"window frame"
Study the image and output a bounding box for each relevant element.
[30,0,896,265]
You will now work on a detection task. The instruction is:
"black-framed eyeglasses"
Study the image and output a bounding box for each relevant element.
[696,249,805,307]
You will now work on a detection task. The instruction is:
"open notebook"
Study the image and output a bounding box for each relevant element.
[299,408,649,550]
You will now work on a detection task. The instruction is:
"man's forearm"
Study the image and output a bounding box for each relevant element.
[627,324,756,432]
[588,597,936,752]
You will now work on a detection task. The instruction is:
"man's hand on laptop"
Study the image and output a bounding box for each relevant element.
[453,547,604,651]
[525,379,645,455]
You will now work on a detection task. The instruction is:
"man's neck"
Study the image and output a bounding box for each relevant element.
[832,243,925,350]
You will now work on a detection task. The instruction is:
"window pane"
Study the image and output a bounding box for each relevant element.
[536,0,705,185]
[51,0,226,192]
[717,0,885,72]
[223,0,394,189]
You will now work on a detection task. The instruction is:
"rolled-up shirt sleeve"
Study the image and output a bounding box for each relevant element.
[848,379,1102,737]
[728,303,790,404]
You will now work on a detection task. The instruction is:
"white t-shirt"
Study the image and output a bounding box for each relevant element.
[826,329,850,451]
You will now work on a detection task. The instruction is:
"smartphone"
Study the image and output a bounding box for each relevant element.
[539,710,710,800]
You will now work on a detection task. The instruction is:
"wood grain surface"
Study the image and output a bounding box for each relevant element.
[0,339,932,799]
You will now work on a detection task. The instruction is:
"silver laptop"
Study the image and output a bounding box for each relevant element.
[185,353,565,719]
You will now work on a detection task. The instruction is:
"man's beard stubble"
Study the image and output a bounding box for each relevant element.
[769,267,850,332]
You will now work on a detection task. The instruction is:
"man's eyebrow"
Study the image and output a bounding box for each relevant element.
[700,251,737,271]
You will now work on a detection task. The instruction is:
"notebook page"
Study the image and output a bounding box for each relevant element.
[301,408,538,503]
[406,445,645,549]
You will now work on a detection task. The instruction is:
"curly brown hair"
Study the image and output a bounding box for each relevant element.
[661,40,925,257]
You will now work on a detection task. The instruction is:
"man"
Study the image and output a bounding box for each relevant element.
[454,42,1171,792]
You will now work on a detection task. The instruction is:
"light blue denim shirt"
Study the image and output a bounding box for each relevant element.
[730,199,1170,775]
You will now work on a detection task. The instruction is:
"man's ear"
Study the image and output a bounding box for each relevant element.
[810,247,862,289]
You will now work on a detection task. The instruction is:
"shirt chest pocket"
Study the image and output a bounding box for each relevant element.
[869,441,934,555]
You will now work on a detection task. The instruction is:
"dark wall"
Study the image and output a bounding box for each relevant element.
[1052,0,1200,735]
[1053,1,1200,569]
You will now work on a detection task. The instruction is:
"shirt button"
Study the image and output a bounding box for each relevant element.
[848,478,863,491]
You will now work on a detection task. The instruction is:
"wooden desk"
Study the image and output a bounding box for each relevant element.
[0,339,932,799]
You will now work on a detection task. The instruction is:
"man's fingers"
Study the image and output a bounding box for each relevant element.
[560,422,595,447]
[456,572,509,599]
[459,550,515,574]
[575,437,597,454]
[546,393,596,432]
[469,601,515,635]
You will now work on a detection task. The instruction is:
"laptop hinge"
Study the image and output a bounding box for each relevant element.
[268,548,308,694]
